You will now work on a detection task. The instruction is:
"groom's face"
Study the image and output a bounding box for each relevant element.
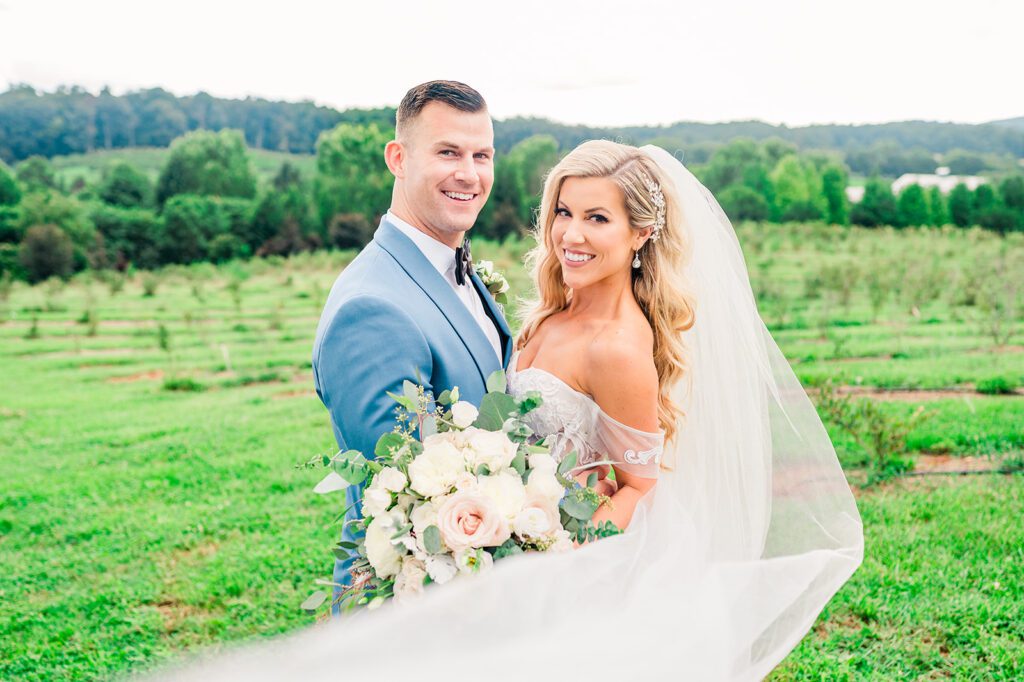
[390,102,495,247]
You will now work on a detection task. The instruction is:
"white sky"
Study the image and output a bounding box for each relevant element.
[0,0,1020,128]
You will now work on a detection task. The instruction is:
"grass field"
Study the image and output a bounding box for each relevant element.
[1,225,1022,680]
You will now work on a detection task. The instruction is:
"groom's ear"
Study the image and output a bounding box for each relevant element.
[384,140,406,179]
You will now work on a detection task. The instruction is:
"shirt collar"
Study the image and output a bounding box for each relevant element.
[387,211,456,278]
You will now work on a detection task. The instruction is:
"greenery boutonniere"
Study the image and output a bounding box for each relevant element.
[473,260,510,305]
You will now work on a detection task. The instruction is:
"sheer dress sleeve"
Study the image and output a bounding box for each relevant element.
[595,409,664,479]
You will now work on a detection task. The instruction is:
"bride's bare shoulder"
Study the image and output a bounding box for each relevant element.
[583,316,658,430]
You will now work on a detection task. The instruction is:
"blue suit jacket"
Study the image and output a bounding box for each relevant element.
[312,216,513,592]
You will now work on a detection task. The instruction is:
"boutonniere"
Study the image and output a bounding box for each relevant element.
[473,260,510,305]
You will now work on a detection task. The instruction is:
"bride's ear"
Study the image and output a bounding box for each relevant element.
[384,140,405,179]
[633,226,653,250]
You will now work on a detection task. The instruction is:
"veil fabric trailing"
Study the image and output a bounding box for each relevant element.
[150,146,863,681]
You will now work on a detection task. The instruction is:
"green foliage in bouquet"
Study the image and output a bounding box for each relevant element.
[303,371,622,616]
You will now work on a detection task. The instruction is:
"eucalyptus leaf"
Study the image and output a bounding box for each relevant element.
[437,389,452,406]
[510,450,526,476]
[586,472,598,489]
[473,392,517,431]
[403,380,420,404]
[475,464,491,476]
[420,414,438,439]
[301,591,328,612]
[375,432,405,459]
[313,471,348,494]
[386,391,417,412]
[493,539,523,560]
[561,493,599,521]
[557,451,578,476]
[486,370,507,394]
[423,525,442,554]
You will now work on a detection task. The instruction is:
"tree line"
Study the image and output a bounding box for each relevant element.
[2,85,1022,178]
[1,125,1022,284]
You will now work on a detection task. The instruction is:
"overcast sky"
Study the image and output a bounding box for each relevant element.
[0,0,1019,128]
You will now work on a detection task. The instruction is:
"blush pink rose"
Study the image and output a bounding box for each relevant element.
[437,491,511,551]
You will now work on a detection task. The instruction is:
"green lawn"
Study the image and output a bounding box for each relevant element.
[1,228,1022,680]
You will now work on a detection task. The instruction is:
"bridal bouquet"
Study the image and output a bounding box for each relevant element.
[304,372,619,613]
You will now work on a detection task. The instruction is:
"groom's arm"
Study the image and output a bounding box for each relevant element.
[315,294,433,458]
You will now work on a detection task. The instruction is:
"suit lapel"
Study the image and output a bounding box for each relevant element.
[373,219,498,384]
[469,270,513,369]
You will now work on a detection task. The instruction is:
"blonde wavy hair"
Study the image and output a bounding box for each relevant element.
[518,140,696,443]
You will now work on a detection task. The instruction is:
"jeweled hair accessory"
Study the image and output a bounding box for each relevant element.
[642,174,666,241]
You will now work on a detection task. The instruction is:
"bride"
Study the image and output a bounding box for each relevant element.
[153,142,863,681]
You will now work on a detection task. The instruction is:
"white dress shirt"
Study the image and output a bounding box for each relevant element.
[387,211,503,362]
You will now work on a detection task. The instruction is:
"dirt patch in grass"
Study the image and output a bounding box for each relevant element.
[273,388,315,400]
[107,369,165,383]
[912,454,999,474]
[818,386,1024,401]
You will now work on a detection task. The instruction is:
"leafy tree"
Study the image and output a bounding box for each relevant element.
[948,184,973,227]
[718,185,770,221]
[99,162,152,207]
[15,156,57,191]
[0,162,20,206]
[327,213,374,250]
[771,155,825,221]
[896,185,929,227]
[251,186,316,252]
[156,129,256,204]
[90,204,162,269]
[943,149,993,175]
[19,224,74,282]
[926,186,948,226]
[821,164,849,225]
[159,194,229,263]
[314,123,393,228]
[850,177,898,227]
[16,191,95,268]
[700,139,764,193]
[273,161,303,191]
[0,206,21,243]
[1000,176,1024,212]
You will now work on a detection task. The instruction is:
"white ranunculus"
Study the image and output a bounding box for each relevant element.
[365,515,404,578]
[450,401,479,429]
[408,439,466,498]
[361,485,393,518]
[475,471,528,520]
[527,452,557,474]
[424,555,458,585]
[393,557,427,601]
[463,427,519,473]
[377,466,408,493]
[526,468,565,507]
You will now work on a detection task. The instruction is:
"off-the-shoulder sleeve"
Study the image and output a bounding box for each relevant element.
[595,410,665,479]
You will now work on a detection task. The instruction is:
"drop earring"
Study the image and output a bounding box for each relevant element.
[632,249,641,269]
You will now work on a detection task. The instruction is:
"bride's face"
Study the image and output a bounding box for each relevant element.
[552,176,644,290]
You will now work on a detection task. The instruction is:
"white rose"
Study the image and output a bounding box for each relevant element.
[377,466,408,493]
[408,439,467,498]
[513,507,554,538]
[361,485,392,518]
[454,548,494,575]
[365,514,404,578]
[463,427,519,473]
[526,468,565,507]
[450,401,479,429]
[475,471,528,520]
[424,555,458,585]
[527,452,557,474]
[393,557,427,602]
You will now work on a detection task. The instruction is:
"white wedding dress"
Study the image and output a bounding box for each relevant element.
[148,145,862,682]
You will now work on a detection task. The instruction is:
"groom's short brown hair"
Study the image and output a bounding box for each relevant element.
[395,80,488,138]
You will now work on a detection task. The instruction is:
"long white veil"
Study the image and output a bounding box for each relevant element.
[148,147,863,681]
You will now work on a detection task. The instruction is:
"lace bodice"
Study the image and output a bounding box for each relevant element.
[506,351,664,479]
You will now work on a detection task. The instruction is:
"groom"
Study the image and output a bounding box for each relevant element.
[312,80,513,594]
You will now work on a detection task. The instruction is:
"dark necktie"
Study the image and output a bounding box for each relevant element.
[454,240,472,286]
